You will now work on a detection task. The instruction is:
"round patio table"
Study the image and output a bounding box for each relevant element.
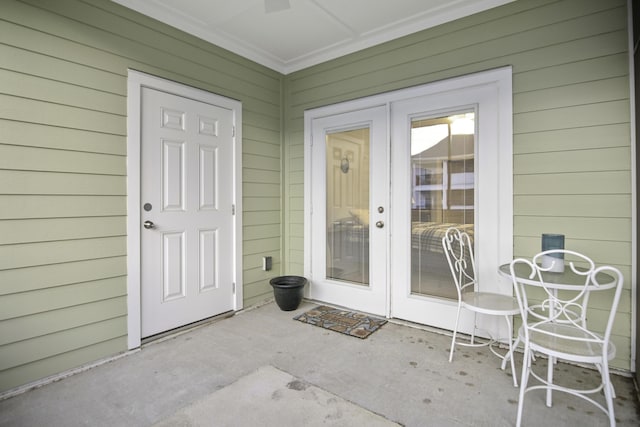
[498,263,615,290]
[497,261,616,382]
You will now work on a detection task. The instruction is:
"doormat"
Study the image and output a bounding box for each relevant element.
[293,305,387,339]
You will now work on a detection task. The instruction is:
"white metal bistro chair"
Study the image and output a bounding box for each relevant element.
[509,250,624,427]
[442,227,520,386]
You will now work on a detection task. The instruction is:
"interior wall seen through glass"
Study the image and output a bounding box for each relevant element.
[326,128,370,286]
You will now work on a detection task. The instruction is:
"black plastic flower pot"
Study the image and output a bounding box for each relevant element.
[269,276,307,311]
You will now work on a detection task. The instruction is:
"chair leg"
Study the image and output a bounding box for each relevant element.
[596,362,617,399]
[546,356,554,407]
[600,360,616,427]
[502,335,520,369]
[470,311,477,345]
[449,305,463,362]
[502,315,517,387]
[516,344,531,427]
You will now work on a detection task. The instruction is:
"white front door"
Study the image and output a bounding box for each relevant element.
[307,106,389,315]
[140,87,235,337]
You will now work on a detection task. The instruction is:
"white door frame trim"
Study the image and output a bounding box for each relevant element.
[126,70,243,349]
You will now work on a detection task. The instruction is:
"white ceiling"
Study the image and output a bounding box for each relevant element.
[111,0,514,74]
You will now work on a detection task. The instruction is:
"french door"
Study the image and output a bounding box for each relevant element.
[390,83,511,334]
[305,68,512,334]
[306,106,389,315]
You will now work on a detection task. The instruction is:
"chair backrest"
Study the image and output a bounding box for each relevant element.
[509,250,624,354]
[442,227,476,298]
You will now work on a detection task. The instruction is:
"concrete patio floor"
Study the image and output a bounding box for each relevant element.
[0,300,638,426]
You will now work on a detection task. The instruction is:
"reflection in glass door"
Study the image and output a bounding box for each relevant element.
[390,68,512,333]
[326,128,370,286]
[410,112,475,301]
[307,105,388,316]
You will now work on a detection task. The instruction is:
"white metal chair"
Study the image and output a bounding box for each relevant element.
[442,227,520,386]
[509,250,624,427]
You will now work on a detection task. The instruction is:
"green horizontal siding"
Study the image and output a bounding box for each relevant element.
[514,148,630,175]
[0,93,126,134]
[0,257,127,295]
[0,337,127,393]
[0,42,125,95]
[0,69,126,114]
[515,100,629,133]
[515,171,631,195]
[0,195,127,219]
[0,171,126,196]
[0,278,126,322]
[514,217,631,242]
[0,0,282,393]
[0,119,125,154]
[244,211,281,226]
[0,297,127,346]
[282,0,632,370]
[0,237,127,270]
[0,316,127,371]
[514,195,630,218]
[515,124,630,154]
[0,217,126,245]
[0,145,126,175]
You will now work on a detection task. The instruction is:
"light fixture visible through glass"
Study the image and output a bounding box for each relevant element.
[340,157,349,173]
[450,113,475,135]
[410,113,475,155]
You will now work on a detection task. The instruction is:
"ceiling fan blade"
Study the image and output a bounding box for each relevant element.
[265,0,290,14]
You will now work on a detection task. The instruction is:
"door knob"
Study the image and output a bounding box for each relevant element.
[143,220,155,229]
[375,221,384,228]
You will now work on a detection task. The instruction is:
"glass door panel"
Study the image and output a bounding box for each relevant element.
[390,70,513,332]
[410,112,475,300]
[307,105,388,316]
[326,128,370,286]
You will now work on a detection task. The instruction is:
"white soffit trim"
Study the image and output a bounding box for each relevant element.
[110,0,515,74]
